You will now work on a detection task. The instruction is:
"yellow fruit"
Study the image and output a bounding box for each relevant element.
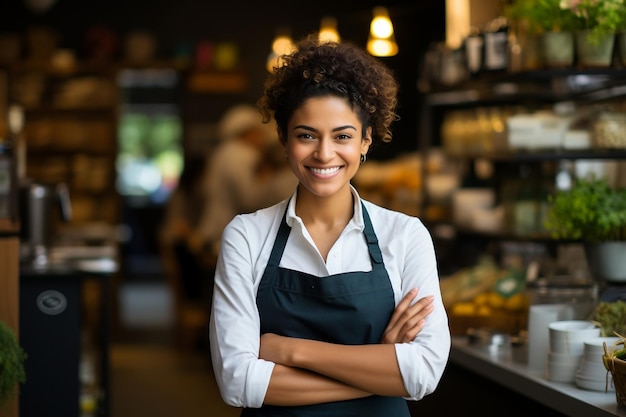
[473,293,490,306]
[452,302,476,316]
[476,305,492,316]
[504,292,528,311]
[486,291,505,309]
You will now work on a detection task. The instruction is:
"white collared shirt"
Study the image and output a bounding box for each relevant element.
[209,186,450,408]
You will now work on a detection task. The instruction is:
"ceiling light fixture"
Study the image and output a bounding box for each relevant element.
[319,16,340,43]
[367,6,399,57]
[266,29,294,73]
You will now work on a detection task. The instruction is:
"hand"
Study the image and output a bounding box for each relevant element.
[381,289,434,344]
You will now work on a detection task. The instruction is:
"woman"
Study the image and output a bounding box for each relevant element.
[209,34,450,416]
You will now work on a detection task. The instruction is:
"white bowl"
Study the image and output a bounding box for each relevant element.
[583,337,620,362]
[549,321,601,355]
[576,373,615,391]
[577,358,611,380]
[548,361,580,383]
[549,320,599,332]
[547,351,582,366]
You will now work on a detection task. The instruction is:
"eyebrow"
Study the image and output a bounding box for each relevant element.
[292,125,357,132]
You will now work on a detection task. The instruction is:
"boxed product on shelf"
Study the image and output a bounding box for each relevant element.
[506,112,572,149]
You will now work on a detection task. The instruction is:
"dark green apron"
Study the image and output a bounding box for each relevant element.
[243,203,410,417]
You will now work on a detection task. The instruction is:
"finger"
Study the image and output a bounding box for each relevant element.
[401,297,435,329]
[399,303,434,342]
[386,288,418,329]
[383,297,434,343]
[401,319,426,343]
[385,293,430,336]
[394,295,433,328]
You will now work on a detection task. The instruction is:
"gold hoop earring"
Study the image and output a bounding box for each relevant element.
[360,154,366,164]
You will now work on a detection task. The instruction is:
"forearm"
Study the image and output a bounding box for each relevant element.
[283,339,408,397]
[264,363,370,405]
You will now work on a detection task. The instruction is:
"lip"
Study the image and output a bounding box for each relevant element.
[307,166,343,177]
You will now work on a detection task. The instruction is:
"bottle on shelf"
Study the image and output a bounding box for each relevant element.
[464,26,484,77]
[483,16,509,73]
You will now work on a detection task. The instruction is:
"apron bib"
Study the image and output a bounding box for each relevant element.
[244,203,409,417]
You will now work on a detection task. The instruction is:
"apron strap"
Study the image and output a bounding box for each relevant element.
[361,202,384,264]
[267,208,291,268]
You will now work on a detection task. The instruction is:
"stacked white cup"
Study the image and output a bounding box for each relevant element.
[527,304,573,372]
[547,320,601,383]
[576,336,619,391]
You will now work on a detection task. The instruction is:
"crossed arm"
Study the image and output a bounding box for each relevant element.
[259,289,435,406]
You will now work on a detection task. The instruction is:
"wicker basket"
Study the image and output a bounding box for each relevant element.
[603,340,626,405]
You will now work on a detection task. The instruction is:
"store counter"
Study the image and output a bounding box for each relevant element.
[19,244,118,417]
[409,336,626,417]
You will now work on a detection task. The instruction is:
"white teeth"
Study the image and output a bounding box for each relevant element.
[310,166,340,175]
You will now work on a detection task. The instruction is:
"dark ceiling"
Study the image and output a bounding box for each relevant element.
[5,0,446,159]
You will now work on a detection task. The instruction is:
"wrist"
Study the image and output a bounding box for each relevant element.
[289,338,317,369]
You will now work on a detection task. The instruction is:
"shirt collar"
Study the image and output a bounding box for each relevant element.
[285,185,365,231]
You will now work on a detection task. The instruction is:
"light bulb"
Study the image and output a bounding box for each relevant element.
[272,35,294,55]
[319,16,340,43]
[370,7,394,38]
[367,6,398,57]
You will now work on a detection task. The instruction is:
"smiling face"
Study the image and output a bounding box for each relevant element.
[284,95,372,200]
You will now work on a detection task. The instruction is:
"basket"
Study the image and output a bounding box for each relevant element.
[603,340,626,405]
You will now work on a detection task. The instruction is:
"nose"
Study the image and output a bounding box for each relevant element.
[314,138,334,161]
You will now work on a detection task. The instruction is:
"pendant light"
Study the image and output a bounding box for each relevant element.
[319,16,340,43]
[367,6,399,57]
[266,29,294,73]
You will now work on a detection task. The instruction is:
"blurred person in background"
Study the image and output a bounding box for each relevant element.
[159,154,208,299]
[191,103,297,267]
[158,154,214,346]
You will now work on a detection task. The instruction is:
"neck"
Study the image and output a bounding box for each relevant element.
[295,186,354,229]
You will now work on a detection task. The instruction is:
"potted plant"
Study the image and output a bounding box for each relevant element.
[560,0,626,66]
[545,175,626,282]
[507,0,579,33]
[0,321,26,409]
[506,0,580,67]
[562,0,626,43]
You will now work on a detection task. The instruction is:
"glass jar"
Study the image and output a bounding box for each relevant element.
[527,275,598,320]
[593,112,626,149]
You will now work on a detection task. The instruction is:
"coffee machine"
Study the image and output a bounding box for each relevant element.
[19,179,72,267]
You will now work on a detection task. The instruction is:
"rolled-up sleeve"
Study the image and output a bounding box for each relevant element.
[390,216,451,400]
[209,215,275,408]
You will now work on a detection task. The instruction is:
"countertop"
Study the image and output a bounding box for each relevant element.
[20,244,119,277]
[451,336,626,417]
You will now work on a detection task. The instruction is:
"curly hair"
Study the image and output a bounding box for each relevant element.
[258,34,399,146]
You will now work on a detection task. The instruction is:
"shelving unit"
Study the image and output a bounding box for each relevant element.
[9,62,120,225]
[419,68,626,272]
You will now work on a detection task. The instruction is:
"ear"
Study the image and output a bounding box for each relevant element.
[361,127,372,155]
